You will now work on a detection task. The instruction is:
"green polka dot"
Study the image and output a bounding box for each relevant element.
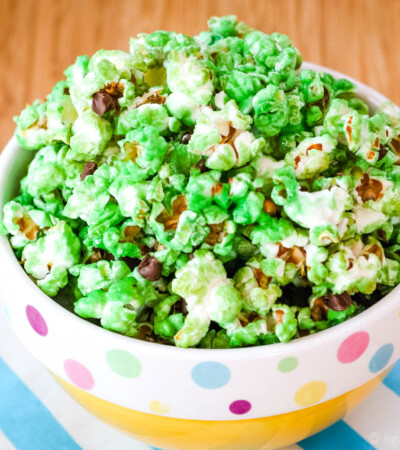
[278,356,299,373]
[106,349,142,378]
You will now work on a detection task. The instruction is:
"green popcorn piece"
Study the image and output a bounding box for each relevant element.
[150,199,208,253]
[299,70,326,104]
[75,274,157,336]
[168,142,201,177]
[186,171,230,212]
[153,294,181,321]
[378,101,400,136]
[63,164,118,222]
[286,90,306,126]
[165,92,202,126]
[172,252,242,347]
[353,205,387,234]
[65,54,89,87]
[70,260,131,296]
[251,213,309,256]
[45,94,78,144]
[234,257,282,316]
[202,214,237,257]
[272,304,298,343]
[244,31,279,67]
[2,201,54,249]
[252,155,286,189]
[297,307,316,330]
[37,265,69,298]
[208,15,238,38]
[232,191,264,224]
[309,223,342,246]
[378,258,400,286]
[119,126,167,175]
[68,110,113,161]
[89,49,138,81]
[382,184,400,217]
[22,221,81,296]
[14,101,48,150]
[109,177,149,226]
[325,239,383,294]
[153,294,184,339]
[261,257,299,286]
[25,146,66,197]
[233,234,259,261]
[228,319,269,347]
[154,313,184,340]
[188,113,223,154]
[69,50,139,113]
[96,226,142,259]
[324,99,362,151]
[272,166,352,231]
[116,79,136,109]
[166,50,214,105]
[74,289,107,319]
[199,329,231,349]
[285,135,337,180]
[253,85,289,136]
[327,304,358,324]
[100,300,138,336]
[116,102,169,135]
[188,101,254,170]
[228,172,252,201]
[86,203,124,240]
[223,70,264,113]
[206,143,236,171]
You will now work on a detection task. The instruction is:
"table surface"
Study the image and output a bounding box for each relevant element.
[1,0,400,150]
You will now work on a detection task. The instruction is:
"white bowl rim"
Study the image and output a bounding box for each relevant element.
[1,61,399,361]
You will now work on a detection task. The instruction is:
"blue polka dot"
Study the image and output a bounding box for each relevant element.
[191,361,231,389]
[369,344,394,373]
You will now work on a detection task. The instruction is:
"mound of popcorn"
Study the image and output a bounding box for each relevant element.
[3,15,400,348]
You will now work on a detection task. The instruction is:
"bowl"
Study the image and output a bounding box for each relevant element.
[0,62,399,450]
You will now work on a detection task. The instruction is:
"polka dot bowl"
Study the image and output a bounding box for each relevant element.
[1,63,400,450]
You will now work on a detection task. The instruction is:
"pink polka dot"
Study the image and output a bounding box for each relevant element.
[337,331,370,364]
[64,359,94,391]
[229,400,252,415]
[26,305,48,336]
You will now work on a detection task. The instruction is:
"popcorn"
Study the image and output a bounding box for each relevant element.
[2,201,54,249]
[172,252,242,347]
[4,16,400,348]
[22,221,81,296]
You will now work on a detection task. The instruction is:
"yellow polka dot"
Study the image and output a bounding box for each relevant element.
[295,381,327,407]
[149,400,170,415]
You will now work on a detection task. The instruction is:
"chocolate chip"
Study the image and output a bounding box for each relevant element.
[80,161,98,181]
[92,91,119,116]
[377,229,387,241]
[181,133,192,144]
[378,145,388,161]
[181,298,188,315]
[195,158,209,173]
[138,255,163,281]
[324,292,352,311]
[121,257,141,271]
